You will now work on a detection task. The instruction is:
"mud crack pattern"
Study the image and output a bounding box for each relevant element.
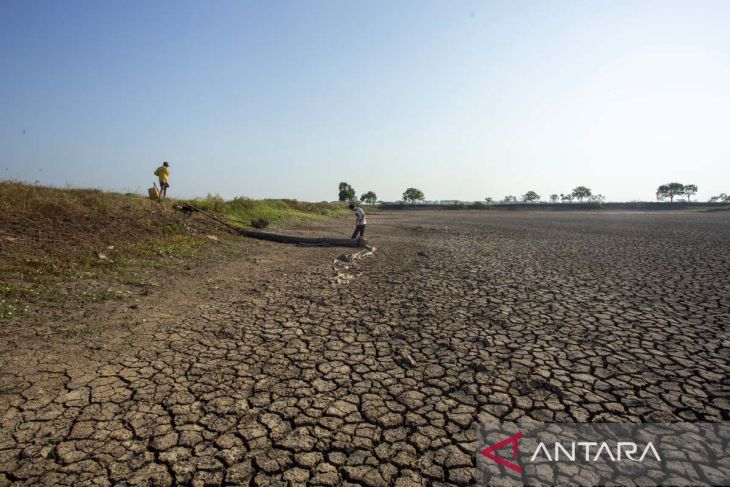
[1,211,728,486]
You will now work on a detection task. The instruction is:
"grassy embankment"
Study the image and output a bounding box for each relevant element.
[0,181,347,322]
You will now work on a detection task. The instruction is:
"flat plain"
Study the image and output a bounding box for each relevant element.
[1,210,728,486]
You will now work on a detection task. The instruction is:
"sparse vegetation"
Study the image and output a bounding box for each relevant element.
[0,285,29,320]
[522,190,541,203]
[0,182,206,320]
[0,181,347,322]
[189,194,346,227]
[80,289,126,303]
[117,273,149,287]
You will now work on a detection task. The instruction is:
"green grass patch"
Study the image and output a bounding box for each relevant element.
[0,285,33,322]
[140,234,204,259]
[0,298,27,321]
[80,290,126,303]
[188,194,348,228]
[117,273,149,287]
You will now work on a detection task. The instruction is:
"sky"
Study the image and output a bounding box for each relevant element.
[1,0,729,202]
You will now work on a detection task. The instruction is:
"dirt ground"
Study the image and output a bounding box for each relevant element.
[1,210,729,486]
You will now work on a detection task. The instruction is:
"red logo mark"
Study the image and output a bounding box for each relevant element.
[480,432,523,474]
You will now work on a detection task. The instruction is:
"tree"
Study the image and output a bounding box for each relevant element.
[402,188,425,204]
[549,194,559,203]
[571,186,592,202]
[560,193,574,203]
[589,194,606,203]
[683,184,698,202]
[709,193,729,202]
[360,191,377,205]
[502,195,517,203]
[484,197,494,204]
[656,182,684,202]
[522,191,541,203]
[338,182,356,202]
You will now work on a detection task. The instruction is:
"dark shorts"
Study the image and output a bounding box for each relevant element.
[160,182,170,189]
[351,224,366,239]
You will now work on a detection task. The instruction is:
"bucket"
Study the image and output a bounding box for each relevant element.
[148,183,160,200]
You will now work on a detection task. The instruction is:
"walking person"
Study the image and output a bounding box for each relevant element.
[154,161,170,198]
[349,203,366,239]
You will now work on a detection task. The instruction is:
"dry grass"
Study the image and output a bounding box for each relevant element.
[0,182,216,320]
[0,182,204,274]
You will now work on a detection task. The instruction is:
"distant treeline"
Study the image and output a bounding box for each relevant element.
[376,201,730,211]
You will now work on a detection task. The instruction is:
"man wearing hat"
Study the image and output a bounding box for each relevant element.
[154,161,171,198]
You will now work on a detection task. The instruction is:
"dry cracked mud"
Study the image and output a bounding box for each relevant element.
[1,210,729,486]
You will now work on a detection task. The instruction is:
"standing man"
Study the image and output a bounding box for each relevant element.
[154,161,170,198]
[349,203,366,239]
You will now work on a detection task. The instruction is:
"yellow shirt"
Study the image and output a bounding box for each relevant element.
[154,166,169,184]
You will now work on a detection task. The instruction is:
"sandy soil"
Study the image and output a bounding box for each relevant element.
[1,210,728,485]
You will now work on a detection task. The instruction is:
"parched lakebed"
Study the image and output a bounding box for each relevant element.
[1,210,728,485]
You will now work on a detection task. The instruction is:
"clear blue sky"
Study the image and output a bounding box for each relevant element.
[2,0,729,201]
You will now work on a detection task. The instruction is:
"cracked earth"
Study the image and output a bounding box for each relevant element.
[1,210,729,486]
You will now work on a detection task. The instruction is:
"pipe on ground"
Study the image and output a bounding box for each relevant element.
[237,229,365,248]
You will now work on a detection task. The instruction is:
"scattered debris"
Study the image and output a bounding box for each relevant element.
[251,218,269,229]
[206,235,219,242]
[398,350,417,368]
[466,335,492,347]
[333,245,376,284]
[173,204,198,214]
[517,378,564,398]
